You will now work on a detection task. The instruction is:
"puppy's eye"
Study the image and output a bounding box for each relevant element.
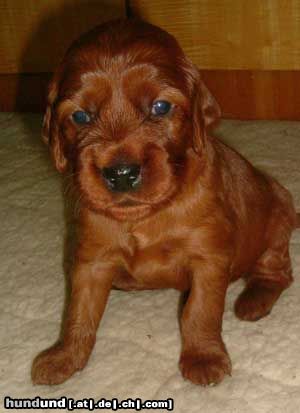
[72,110,91,125]
[151,100,172,116]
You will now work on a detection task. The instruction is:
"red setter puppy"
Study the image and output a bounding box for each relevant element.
[32,19,299,386]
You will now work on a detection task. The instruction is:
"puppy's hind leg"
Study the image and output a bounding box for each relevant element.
[235,201,295,321]
[234,263,292,322]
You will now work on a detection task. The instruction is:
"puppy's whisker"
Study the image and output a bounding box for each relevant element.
[73,193,84,217]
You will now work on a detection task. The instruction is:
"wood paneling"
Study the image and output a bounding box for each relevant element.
[1,1,300,118]
[129,0,300,70]
[0,73,51,112]
[201,71,300,120]
[2,71,300,120]
[0,0,125,74]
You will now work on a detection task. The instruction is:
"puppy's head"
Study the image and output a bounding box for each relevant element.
[43,19,220,221]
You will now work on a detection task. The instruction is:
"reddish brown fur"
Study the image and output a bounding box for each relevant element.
[32,19,298,386]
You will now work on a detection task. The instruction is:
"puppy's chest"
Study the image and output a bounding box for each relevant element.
[113,227,190,291]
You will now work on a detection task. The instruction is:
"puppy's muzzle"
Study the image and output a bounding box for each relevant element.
[102,164,141,192]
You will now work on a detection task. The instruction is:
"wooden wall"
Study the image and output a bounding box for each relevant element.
[0,0,125,73]
[1,0,300,119]
[0,0,125,111]
[130,0,300,70]
[129,0,300,120]
[201,71,300,120]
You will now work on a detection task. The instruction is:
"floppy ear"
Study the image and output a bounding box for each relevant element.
[191,70,221,153]
[42,73,68,173]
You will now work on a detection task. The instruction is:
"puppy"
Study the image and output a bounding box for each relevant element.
[32,19,299,386]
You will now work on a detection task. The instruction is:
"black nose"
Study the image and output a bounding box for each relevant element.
[102,164,141,192]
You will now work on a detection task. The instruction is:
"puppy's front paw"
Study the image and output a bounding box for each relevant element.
[179,350,232,386]
[32,345,76,385]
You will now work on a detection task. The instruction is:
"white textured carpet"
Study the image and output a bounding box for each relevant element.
[0,113,299,413]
